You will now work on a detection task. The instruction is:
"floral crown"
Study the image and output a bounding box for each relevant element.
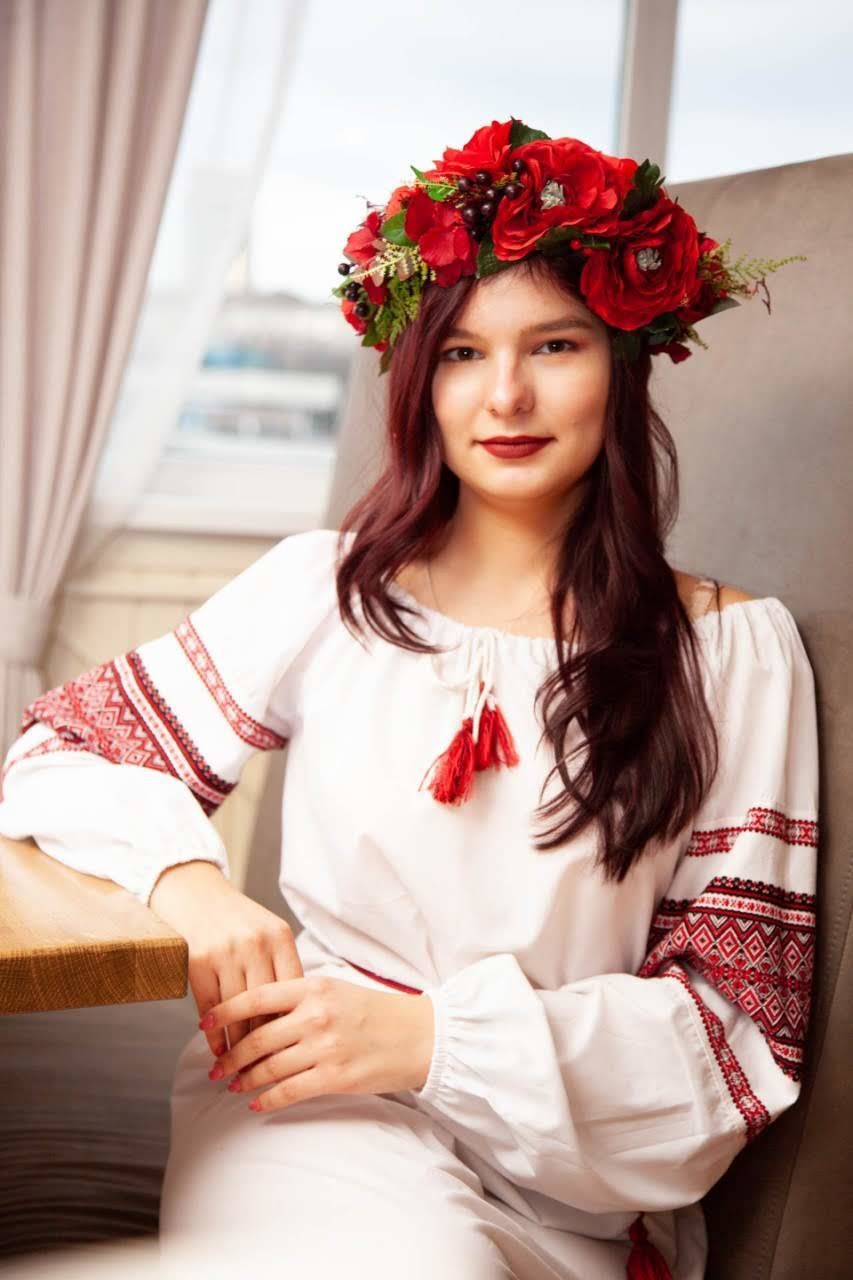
[332,117,805,374]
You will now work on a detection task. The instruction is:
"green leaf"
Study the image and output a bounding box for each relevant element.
[709,296,741,315]
[380,211,415,247]
[612,330,644,362]
[360,316,383,348]
[509,117,551,148]
[476,234,513,278]
[620,158,666,220]
[410,165,456,201]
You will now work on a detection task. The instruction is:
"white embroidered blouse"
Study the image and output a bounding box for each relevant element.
[0,527,820,1267]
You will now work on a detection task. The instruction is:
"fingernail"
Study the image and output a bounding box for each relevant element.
[227,1077,242,1092]
[208,1064,224,1080]
[199,1013,215,1030]
[212,1043,226,1057]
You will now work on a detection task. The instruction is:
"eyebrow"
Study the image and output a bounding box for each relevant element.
[445,314,597,341]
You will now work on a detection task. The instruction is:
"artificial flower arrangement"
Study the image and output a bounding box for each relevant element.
[332,117,805,372]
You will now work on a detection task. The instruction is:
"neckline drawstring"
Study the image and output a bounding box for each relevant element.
[429,630,496,743]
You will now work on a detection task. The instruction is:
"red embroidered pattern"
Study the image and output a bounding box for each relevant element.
[686,806,819,857]
[639,875,816,1081]
[17,649,236,817]
[175,618,287,752]
[661,965,771,1142]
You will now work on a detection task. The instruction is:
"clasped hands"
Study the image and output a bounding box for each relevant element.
[200,975,436,1114]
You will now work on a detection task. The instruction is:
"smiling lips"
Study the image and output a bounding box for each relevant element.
[479,436,553,458]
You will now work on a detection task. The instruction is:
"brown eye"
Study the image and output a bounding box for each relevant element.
[441,347,477,362]
[540,339,578,354]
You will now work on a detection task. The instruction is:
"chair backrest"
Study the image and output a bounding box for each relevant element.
[661,151,853,1280]
[247,152,853,1279]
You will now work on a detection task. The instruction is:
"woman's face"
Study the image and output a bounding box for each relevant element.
[430,268,611,519]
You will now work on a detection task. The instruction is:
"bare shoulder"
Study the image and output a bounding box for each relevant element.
[673,569,754,618]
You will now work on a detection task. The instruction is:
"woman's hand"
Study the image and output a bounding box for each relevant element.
[148,859,303,1058]
[200,975,436,1113]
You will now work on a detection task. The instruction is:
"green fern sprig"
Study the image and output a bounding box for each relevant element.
[700,237,807,313]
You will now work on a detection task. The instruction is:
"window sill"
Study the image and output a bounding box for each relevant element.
[127,437,337,537]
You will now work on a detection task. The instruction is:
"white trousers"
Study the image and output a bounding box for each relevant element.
[158,959,707,1280]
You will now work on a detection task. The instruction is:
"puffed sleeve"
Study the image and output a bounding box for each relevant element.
[411,598,819,1216]
[0,528,343,908]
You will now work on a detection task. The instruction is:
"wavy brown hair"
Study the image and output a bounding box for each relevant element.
[333,250,722,883]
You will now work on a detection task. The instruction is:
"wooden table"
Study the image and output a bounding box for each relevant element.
[0,834,187,1013]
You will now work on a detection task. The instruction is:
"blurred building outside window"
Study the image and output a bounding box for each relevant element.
[124,0,850,536]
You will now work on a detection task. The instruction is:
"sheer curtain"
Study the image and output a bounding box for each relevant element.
[0,0,208,756]
[66,0,309,578]
[0,0,307,759]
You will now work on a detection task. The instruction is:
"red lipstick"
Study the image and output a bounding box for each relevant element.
[479,436,552,459]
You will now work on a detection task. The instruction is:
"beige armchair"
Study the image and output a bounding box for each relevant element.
[248,150,853,1279]
[1,151,849,1278]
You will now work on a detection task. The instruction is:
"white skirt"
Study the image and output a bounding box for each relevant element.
[157,947,707,1280]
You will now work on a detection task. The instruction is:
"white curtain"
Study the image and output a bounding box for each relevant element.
[67,0,309,579]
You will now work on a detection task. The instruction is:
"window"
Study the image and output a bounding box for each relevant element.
[132,0,625,535]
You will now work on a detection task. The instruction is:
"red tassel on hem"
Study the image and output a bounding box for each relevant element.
[626,1214,673,1279]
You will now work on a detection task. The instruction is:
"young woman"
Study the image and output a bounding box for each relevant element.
[0,119,818,1279]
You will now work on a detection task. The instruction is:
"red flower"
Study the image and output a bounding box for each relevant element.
[404,188,476,286]
[341,296,368,337]
[491,138,637,261]
[675,234,726,325]
[580,197,702,330]
[343,209,384,266]
[655,341,693,363]
[423,119,514,181]
[385,184,417,218]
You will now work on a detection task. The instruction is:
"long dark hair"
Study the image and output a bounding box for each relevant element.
[334,251,721,883]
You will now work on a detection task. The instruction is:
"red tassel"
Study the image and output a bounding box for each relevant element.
[487,698,520,768]
[418,716,476,805]
[626,1214,673,1279]
[419,686,520,805]
[473,700,496,770]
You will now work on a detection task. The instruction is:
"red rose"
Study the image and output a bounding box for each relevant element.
[423,119,514,181]
[343,209,384,266]
[579,198,702,330]
[404,188,476,286]
[491,138,637,261]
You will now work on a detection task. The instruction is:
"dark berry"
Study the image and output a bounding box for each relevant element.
[484,186,500,202]
[479,201,495,220]
[511,158,525,174]
[457,176,472,192]
[461,205,479,225]
[354,301,370,317]
[344,282,360,300]
[473,170,491,187]
[503,181,522,199]
[337,261,352,275]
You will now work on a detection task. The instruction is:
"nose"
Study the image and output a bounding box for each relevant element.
[485,354,534,418]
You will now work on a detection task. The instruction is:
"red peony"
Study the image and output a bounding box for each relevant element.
[404,188,477,286]
[343,209,384,266]
[423,119,514,182]
[580,197,702,330]
[491,138,638,261]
